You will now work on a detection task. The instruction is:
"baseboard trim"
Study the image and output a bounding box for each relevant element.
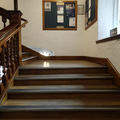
[40,56,85,60]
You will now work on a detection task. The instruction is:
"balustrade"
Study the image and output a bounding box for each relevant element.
[0,7,28,98]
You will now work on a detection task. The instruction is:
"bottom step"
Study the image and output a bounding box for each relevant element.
[1,106,120,119]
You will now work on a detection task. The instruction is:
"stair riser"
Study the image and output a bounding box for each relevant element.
[14,79,114,86]
[19,68,108,75]
[1,111,120,119]
[8,92,120,100]
[22,54,31,58]
[22,57,39,65]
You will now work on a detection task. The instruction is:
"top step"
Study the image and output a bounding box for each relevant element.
[19,60,108,75]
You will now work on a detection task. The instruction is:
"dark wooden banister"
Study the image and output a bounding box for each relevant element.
[0,7,28,102]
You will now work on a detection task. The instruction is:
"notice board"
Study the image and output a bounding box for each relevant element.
[42,0,77,30]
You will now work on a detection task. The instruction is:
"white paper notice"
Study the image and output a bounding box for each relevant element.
[57,6,64,14]
[89,0,91,8]
[57,15,64,23]
[69,17,75,27]
[88,10,91,19]
[44,2,51,12]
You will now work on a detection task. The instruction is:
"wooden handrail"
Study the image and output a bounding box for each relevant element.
[0,24,19,38]
[0,19,28,46]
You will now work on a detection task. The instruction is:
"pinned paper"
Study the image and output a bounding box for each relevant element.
[57,6,64,14]
[57,15,64,23]
[69,17,75,27]
[44,2,51,12]
[89,0,91,8]
[88,10,91,19]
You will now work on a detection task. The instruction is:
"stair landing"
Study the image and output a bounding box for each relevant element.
[21,60,103,68]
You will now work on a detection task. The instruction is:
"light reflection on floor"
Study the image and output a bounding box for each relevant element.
[43,61,50,67]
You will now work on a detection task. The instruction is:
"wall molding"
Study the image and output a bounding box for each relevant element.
[96,34,120,44]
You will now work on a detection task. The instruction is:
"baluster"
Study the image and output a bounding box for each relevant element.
[1,44,8,86]
[0,47,4,94]
[6,40,12,79]
[2,16,7,28]
[10,37,15,73]
[16,33,20,66]
[13,34,19,69]
[13,35,17,70]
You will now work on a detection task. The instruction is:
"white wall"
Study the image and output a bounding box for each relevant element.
[19,0,98,56]
[0,0,13,9]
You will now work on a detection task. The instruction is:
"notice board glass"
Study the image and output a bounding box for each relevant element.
[42,0,77,30]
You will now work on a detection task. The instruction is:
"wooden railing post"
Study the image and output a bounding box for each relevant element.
[14,0,18,11]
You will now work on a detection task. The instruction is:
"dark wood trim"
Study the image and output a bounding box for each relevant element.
[83,56,107,66]
[39,56,85,60]
[85,0,98,30]
[96,34,120,44]
[14,0,18,11]
[85,18,97,30]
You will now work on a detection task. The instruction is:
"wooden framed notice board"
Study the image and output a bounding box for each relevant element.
[85,0,98,30]
[42,0,77,30]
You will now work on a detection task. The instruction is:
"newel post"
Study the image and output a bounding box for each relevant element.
[14,0,18,11]
[9,11,23,65]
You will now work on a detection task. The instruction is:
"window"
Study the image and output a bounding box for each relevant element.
[118,0,120,34]
[113,0,120,34]
[98,0,120,40]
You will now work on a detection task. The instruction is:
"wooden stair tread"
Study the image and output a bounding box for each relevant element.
[22,60,105,68]
[1,105,120,111]
[8,85,119,93]
[15,74,113,80]
[4,98,120,106]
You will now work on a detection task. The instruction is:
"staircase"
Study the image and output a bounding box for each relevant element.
[0,60,120,119]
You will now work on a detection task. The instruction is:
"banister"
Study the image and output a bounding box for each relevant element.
[0,24,19,38]
[0,19,28,46]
